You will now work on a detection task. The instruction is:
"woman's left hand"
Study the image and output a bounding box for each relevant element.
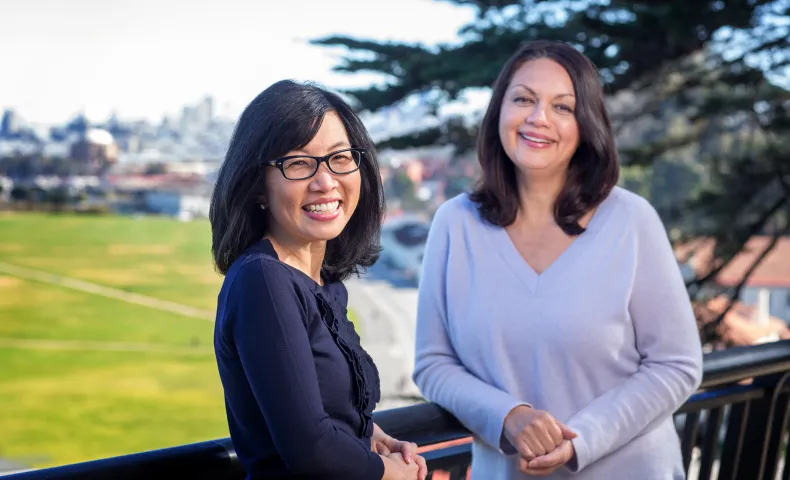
[520,439,575,476]
[372,424,428,480]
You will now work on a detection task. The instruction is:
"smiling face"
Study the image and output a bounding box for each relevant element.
[498,58,580,177]
[263,111,361,247]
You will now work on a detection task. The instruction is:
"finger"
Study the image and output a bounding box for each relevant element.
[416,455,428,480]
[519,458,554,476]
[397,441,417,464]
[535,426,560,453]
[517,442,536,462]
[528,448,566,469]
[522,467,556,476]
[405,442,419,464]
[376,443,392,456]
[546,420,564,445]
[559,422,578,439]
[525,433,548,457]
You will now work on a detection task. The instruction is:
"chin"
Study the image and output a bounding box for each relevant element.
[303,223,347,243]
[514,157,555,171]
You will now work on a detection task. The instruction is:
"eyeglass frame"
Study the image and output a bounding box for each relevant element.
[262,147,366,180]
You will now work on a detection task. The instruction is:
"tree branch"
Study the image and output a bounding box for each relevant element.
[685,194,789,291]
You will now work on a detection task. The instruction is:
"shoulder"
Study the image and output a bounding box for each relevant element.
[431,193,483,232]
[224,251,304,304]
[603,187,674,259]
[606,186,663,231]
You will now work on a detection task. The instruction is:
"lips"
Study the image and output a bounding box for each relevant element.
[303,200,340,214]
[519,132,555,144]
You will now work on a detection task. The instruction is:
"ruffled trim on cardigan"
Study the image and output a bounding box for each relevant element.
[315,292,379,438]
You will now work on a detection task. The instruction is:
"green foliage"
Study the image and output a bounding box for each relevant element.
[314,0,790,344]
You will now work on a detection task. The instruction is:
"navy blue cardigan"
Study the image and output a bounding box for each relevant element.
[214,239,384,479]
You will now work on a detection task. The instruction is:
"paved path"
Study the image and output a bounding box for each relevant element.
[346,276,422,409]
[0,262,214,320]
[0,458,30,476]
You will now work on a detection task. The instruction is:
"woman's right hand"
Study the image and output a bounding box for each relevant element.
[503,405,577,461]
[381,452,420,480]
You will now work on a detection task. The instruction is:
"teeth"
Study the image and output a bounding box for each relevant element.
[520,133,552,144]
[305,201,339,213]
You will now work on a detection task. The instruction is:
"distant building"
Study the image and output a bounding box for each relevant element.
[69,128,119,174]
[0,175,12,201]
[677,236,790,323]
[1,109,20,137]
[144,184,212,220]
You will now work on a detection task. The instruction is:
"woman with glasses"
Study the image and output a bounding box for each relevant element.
[210,80,427,480]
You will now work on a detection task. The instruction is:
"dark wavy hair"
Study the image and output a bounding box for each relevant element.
[209,80,385,280]
[469,40,619,235]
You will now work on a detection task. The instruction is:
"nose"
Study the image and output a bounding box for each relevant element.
[526,100,549,127]
[309,163,339,192]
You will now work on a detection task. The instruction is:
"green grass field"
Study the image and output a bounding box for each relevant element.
[0,212,359,469]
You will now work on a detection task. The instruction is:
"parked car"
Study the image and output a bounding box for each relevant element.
[379,215,430,284]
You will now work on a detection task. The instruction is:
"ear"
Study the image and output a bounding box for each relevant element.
[256,194,267,210]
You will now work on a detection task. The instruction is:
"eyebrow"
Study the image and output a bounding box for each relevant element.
[511,83,575,100]
[295,140,351,155]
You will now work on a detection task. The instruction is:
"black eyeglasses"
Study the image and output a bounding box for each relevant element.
[264,148,365,180]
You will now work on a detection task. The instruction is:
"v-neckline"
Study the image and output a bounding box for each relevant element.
[488,188,618,293]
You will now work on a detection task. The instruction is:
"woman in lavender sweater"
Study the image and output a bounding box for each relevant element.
[412,41,703,479]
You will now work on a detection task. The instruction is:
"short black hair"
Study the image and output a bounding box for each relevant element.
[470,40,619,235]
[209,80,385,280]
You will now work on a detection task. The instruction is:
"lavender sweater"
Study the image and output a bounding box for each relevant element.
[412,187,703,479]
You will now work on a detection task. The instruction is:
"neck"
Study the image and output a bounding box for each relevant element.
[265,230,326,285]
[515,167,567,227]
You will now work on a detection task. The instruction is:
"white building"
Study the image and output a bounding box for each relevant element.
[144,185,211,220]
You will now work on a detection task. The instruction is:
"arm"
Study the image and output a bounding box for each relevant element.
[412,203,529,453]
[563,199,703,472]
[231,260,384,479]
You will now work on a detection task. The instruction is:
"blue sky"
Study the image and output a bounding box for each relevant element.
[0,0,476,124]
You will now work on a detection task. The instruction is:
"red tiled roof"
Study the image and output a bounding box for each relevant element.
[675,236,790,287]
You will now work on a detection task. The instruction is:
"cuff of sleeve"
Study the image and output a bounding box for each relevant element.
[565,427,590,473]
[489,399,532,455]
[364,452,385,480]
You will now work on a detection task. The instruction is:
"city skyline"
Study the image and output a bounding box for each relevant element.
[0,0,476,125]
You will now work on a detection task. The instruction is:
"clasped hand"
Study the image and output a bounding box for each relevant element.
[372,425,428,480]
[503,405,577,476]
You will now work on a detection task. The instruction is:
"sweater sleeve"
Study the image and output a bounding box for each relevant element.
[230,260,384,480]
[412,200,530,454]
[565,197,703,472]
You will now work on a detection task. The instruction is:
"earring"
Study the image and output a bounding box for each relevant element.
[260,204,266,210]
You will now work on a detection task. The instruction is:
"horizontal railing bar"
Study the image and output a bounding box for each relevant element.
[3,439,242,480]
[421,444,473,472]
[702,341,790,388]
[4,340,790,479]
[374,403,470,446]
[676,384,766,413]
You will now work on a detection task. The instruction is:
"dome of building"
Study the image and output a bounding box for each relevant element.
[84,128,114,146]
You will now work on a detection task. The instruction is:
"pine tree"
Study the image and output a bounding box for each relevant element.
[313,0,790,345]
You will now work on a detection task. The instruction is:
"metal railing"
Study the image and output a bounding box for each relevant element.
[6,340,790,480]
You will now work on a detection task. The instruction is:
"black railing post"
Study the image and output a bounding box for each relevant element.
[717,401,751,479]
[734,373,789,479]
[761,373,790,480]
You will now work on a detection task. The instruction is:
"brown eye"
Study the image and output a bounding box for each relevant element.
[555,104,574,113]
